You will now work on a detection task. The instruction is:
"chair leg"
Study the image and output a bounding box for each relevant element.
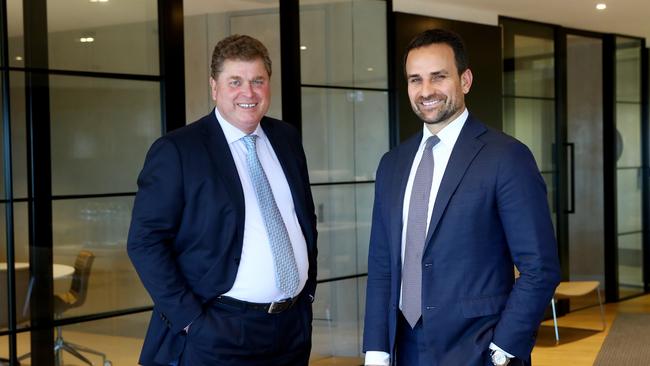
[61,342,94,366]
[551,297,559,344]
[596,287,606,331]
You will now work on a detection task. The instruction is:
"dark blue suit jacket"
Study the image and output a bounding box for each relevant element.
[363,115,560,365]
[127,111,318,365]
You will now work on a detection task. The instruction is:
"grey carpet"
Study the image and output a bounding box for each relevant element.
[593,312,650,365]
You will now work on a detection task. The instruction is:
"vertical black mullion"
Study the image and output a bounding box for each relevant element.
[158,0,185,133]
[279,0,302,132]
[603,34,619,302]
[554,26,569,281]
[642,45,649,293]
[1,0,18,363]
[386,0,398,148]
[24,0,55,364]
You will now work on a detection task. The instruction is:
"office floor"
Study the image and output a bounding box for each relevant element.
[3,293,650,366]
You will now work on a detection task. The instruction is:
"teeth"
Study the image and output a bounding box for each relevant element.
[238,103,257,109]
[421,99,441,106]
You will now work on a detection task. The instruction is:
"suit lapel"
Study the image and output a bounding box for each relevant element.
[391,132,423,262]
[201,110,245,235]
[424,116,487,247]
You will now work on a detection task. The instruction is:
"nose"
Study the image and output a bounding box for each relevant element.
[421,80,435,98]
[241,82,255,97]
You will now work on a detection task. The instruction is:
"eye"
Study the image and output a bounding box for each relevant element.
[252,78,265,86]
[229,79,241,87]
[408,77,421,84]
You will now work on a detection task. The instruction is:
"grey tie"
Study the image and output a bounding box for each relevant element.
[402,135,440,328]
[242,134,300,297]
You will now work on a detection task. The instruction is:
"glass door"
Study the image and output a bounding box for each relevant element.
[565,34,605,308]
[615,37,645,299]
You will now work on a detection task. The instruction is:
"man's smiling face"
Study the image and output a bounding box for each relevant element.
[211,57,271,133]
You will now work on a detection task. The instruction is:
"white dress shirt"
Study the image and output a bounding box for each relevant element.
[216,108,309,302]
[365,109,512,365]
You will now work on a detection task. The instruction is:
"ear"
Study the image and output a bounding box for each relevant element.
[209,77,218,101]
[460,69,473,94]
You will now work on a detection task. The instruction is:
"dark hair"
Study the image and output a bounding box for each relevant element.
[211,34,272,79]
[403,29,469,74]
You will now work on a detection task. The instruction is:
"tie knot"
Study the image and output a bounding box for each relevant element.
[242,134,258,153]
[425,135,440,151]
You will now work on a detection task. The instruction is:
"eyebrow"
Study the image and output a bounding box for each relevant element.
[407,70,448,79]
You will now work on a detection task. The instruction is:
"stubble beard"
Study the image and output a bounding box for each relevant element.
[413,96,459,125]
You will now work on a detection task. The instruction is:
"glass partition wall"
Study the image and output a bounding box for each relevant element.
[1,0,166,364]
[299,0,388,362]
[502,17,648,307]
[615,37,645,299]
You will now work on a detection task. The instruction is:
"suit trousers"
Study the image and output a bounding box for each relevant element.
[395,311,530,366]
[178,292,312,366]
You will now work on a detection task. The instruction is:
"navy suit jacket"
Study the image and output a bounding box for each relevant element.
[127,111,318,365]
[363,115,560,365]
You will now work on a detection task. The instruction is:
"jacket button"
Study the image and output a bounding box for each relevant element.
[425,306,437,310]
[424,263,432,270]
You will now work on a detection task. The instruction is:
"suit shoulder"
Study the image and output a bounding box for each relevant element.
[480,125,533,156]
[262,116,300,136]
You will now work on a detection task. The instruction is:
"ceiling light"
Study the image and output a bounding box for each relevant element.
[89,0,109,2]
[80,37,95,43]
[367,67,374,72]
[300,46,307,51]
[15,56,23,61]
[596,3,606,10]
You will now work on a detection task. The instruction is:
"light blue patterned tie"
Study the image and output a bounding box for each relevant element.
[242,134,300,297]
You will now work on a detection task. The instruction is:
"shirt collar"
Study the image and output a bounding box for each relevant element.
[214,107,264,144]
[419,108,468,149]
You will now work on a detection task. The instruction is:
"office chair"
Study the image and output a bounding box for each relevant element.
[18,250,112,366]
[550,281,606,344]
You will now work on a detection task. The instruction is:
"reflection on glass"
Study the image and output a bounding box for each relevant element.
[302,88,388,183]
[312,277,365,362]
[184,0,282,122]
[502,22,556,234]
[0,72,28,199]
[503,97,554,172]
[616,103,642,167]
[313,183,373,280]
[53,197,151,317]
[13,311,150,365]
[503,35,554,98]
[0,203,35,331]
[300,0,387,89]
[49,75,161,196]
[7,0,24,68]
[615,38,642,103]
[618,233,643,293]
[43,0,159,74]
[616,169,643,234]
[615,36,643,298]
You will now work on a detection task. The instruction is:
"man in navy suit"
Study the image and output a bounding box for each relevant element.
[363,29,560,366]
[128,34,317,366]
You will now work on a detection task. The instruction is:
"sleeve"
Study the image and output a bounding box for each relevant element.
[126,137,203,334]
[492,141,562,357]
[363,154,393,354]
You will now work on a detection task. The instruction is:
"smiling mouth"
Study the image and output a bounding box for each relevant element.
[237,103,258,109]
[419,98,444,109]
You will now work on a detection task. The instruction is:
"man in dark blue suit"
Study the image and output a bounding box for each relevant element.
[363,29,561,366]
[128,35,317,366]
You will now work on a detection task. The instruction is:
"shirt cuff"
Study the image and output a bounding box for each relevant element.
[489,342,515,358]
[365,351,390,366]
